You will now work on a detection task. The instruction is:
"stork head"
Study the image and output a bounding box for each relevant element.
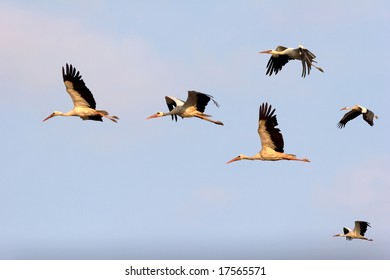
[146,112,164,120]
[42,111,62,122]
[226,154,246,164]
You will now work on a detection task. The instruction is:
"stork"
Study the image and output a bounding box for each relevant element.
[146,91,223,125]
[338,105,378,128]
[333,221,373,241]
[43,64,119,122]
[259,45,324,77]
[226,102,310,163]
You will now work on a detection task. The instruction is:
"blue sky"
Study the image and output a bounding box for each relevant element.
[0,0,389,259]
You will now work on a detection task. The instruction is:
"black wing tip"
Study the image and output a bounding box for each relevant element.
[189,90,221,108]
[265,59,277,76]
[188,90,212,98]
[264,55,291,76]
[259,102,276,121]
[357,221,371,227]
[63,63,74,73]
[188,90,213,99]
[62,63,81,81]
[337,122,345,129]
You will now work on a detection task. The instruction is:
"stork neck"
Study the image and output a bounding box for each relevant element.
[63,111,78,116]
[243,154,262,160]
[162,111,173,116]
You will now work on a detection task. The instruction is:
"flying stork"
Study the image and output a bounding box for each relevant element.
[333,221,373,241]
[43,64,119,123]
[337,105,378,128]
[146,91,224,125]
[226,102,310,164]
[259,45,324,77]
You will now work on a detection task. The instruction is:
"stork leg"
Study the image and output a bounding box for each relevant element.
[291,157,311,162]
[104,115,119,123]
[283,153,311,162]
[310,60,324,73]
[96,110,119,123]
[195,115,224,126]
[361,237,373,241]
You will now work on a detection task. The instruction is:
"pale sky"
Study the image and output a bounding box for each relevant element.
[0,0,389,259]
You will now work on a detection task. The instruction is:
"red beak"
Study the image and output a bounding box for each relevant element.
[146,114,158,120]
[42,113,55,122]
[258,50,272,54]
[226,156,240,164]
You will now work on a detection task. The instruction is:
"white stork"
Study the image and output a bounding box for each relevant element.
[146,91,223,125]
[259,45,324,77]
[226,102,310,163]
[333,221,373,241]
[338,105,378,128]
[43,64,119,123]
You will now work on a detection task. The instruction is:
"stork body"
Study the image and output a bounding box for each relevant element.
[147,91,223,125]
[333,221,373,241]
[226,103,310,164]
[43,64,119,122]
[259,45,324,77]
[338,105,378,128]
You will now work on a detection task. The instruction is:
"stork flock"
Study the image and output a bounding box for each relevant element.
[44,44,377,242]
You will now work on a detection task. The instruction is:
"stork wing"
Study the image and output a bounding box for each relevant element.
[342,227,353,240]
[265,55,291,76]
[62,64,97,109]
[275,46,288,52]
[258,103,284,152]
[337,109,361,128]
[184,91,220,112]
[362,110,375,126]
[265,46,290,76]
[165,96,185,110]
[165,96,185,121]
[299,47,316,78]
[355,221,370,236]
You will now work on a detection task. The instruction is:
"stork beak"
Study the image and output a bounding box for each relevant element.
[258,50,271,54]
[226,156,240,164]
[146,113,158,120]
[42,113,55,122]
[339,107,347,111]
[332,234,339,237]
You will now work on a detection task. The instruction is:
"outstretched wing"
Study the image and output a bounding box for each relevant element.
[337,110,361,128]
[165,96,185,121]
[355,221,370,236]
[62,63,97,109]
[343,227,352,241]
[265,46,291,76]
[298,47,316,77]
[184,91,220,113]
[362,110,375,126]
[258,102,284,152]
